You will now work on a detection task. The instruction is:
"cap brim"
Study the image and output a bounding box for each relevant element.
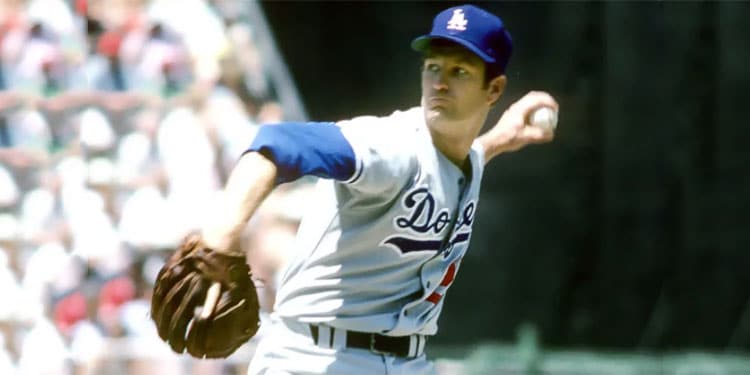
[411,35,496,65]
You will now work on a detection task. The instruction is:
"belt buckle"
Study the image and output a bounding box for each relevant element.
[369,334,391,356]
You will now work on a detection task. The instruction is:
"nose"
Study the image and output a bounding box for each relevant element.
[431,72,449,91]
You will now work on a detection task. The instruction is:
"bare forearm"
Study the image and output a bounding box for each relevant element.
[477,130,514,165]
[202,152,278,255]
[478,92,558,165]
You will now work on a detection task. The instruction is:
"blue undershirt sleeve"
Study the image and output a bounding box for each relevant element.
[244,122,357,184]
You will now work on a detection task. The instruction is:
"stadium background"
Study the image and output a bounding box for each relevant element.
[0,0,748,374]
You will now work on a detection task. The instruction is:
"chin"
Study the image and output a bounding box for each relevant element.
[425,112,460,134]
[424,107,444,124]
[426,106,458,121]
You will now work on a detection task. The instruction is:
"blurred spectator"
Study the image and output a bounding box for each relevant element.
[1,1,305,373]
[2,16,63,96]
[26,0,86,70]
[78,107,116,156]
[68,316,106,375]
[0,165,20,210]
[0,250,21,322]
[223,18,270,106]
[1,0,85,98]
[0,108,52,191]
[0,331,16,374]
[119,185,181,253]
[114,108,164,190]
[53,290,87,337]
[20,242,68,314]
[147,0,229,85]
[76,107,120,219]
[97,275,135,337]
[119,21,192,97]
[157,106,220,235]
[18,168,69,247]
[18,313,70,375]
[256,100,283,125]
[200,86,259,176]
[1,108,51,155]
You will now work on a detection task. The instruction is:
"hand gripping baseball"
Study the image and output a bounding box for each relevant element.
[150,233,260,358]
[509,90,557,136]
[478,91,558,162]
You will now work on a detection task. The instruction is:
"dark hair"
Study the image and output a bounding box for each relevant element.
[484,65,502,86]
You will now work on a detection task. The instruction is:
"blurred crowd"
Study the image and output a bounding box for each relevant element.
[0,0,307,373]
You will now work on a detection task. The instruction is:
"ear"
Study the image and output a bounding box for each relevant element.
[487,75,506,106]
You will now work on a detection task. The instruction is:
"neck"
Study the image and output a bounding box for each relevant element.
[429,128,473,166]
[426,113,487,167]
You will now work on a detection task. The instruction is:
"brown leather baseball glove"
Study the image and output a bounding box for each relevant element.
[150,232,260,358]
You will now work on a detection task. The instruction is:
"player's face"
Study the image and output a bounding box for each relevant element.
[420,45,500,129]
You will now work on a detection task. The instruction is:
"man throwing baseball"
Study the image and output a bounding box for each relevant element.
[149,4,558,374]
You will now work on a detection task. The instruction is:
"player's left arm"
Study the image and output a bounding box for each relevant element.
[201,122,356,252]
[152,122,357,358]
[478,91,558,165]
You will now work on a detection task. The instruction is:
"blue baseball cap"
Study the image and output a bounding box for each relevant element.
[411,4,513,74]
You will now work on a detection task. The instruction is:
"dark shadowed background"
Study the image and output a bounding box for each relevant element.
[261,1,750,351]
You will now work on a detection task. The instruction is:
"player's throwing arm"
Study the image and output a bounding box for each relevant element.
[479,91,559,162]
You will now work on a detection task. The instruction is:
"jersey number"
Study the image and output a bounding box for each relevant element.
[426,261,458,304]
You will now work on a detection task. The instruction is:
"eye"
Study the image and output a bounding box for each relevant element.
[454,67,470,77]
[424,63,440,73]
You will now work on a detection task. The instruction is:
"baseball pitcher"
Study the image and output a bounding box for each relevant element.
[149,4,558,374]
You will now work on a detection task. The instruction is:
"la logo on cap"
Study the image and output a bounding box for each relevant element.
[446,9,468,31]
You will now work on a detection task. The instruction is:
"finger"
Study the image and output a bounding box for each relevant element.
[521,124,555,142]
[523,90,559,111]
[513,91,558,122]
[185,311,210,358]
[167,275,207,354]
[150,263,190,329]
[201,282,222,319]
[186,288,231,358]
[150,271,168,321]
[155,271,198,341]
[189,298,253,358]
[182,283,223,357]
[500,103,528,131]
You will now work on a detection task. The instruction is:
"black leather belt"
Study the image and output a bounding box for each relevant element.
[309,325,423,358]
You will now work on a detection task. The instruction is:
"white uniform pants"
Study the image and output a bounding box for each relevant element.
[247,317,435,375]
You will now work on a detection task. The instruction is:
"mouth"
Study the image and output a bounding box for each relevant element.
[427,96,452,105]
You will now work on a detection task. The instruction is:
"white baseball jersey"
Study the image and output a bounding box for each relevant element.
[273,107,485,336]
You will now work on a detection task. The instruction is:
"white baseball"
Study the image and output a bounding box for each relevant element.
[530,107,558,132]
